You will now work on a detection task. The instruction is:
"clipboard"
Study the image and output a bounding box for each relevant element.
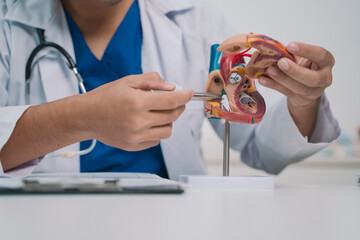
[0,173,184,194]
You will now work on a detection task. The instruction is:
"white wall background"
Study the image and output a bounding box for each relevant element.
[201,0,360,162]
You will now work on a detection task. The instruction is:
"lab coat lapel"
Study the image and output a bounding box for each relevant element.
[37,5,79,102]
[3,0,56,30]
[139,0,206,179]
[4,0,77,100]
[4,0,79,102]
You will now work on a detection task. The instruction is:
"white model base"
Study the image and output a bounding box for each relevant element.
[179,175,274,189]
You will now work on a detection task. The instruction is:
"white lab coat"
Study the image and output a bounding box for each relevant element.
[0,0,340,180]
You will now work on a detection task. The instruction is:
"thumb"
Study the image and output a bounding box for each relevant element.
[130,72,176,91]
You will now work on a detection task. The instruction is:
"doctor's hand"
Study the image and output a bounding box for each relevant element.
[0,72,192,171]
[258,42,335,138]
[84,72,193,151]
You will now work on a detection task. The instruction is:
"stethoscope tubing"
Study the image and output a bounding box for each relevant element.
[25,28,96,159]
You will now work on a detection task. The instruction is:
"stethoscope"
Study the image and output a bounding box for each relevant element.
[25,28,96,159]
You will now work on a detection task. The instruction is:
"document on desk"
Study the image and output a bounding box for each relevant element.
[0,173,184,194]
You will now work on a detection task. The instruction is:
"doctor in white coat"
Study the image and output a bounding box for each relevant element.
[0,0,340,180]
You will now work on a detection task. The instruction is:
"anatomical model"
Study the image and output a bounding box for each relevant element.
[204,33,295,124]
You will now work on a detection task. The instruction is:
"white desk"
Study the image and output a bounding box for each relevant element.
[0,157,359,240]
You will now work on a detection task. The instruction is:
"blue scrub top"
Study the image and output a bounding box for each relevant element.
[65,0,168,178]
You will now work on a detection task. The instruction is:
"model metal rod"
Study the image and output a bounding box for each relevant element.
[151,90,221,101]
[223,120,230,176]
[192,92,221,101]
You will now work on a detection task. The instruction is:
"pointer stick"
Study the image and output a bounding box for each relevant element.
[223,120,230,176]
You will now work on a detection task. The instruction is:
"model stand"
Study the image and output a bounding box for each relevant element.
[204,33,294,178]
[223,120,230,176]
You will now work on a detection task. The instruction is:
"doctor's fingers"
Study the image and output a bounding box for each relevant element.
[145,106,186,128]
[140,124,174,142]
[120,140,161,152]
[287,42,335,69]
[127,72,176,91]
[121,124,173,148]
[258,76,323,106]
[276,58,332,88]
[114,125,172,150]
[266,66,324,99]
[144,89,194,110]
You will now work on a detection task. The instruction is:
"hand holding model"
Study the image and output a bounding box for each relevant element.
[205,33,335,138]
[259,41,335,137]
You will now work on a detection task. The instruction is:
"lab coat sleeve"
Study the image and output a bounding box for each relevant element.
[200,4,341,174]
[239,94,340,174]
[0,11,41,177]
